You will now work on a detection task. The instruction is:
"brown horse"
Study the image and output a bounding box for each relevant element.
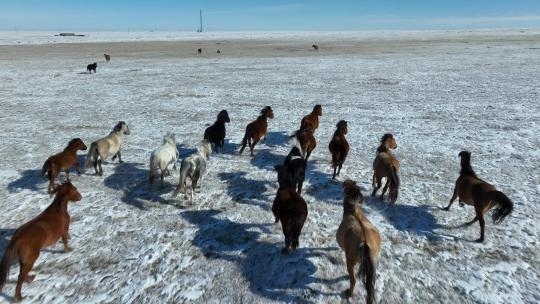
[300,104,322,131]
[291,126,316,161]
[443,151,514,242]
[41,138,87,193]
[328,120,349,179]
[239,106,274,156]
[336,180,380,303]
[0,181,82,302]
[272,164,308,254]
[104,53,111,62]
[372,133,400,204]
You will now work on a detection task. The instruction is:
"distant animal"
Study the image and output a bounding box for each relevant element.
[85,121,131,176]
[272,164,308,254]
[239,106,274,156]
[41,138,87,193]
[328,120,349,180]
[283,137,307,194]
[291,126,316,161]
[197,48,202,54]
[443,151,514,242]
[0,181,82,302]
[217,49,221,54]
[87,62,97,73]
[172,140,211,202]
[149,132,179,188]
[372,133,400,203]
[104,53,111,62]
[204,110,230,153]
[312,44,319,50]
[300,104,323,131]
[336,180,380,303]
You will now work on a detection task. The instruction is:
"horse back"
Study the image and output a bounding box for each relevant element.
[456,175,495,205]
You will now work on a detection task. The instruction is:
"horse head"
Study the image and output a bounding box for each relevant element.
[52,181,82,202]
[199,140,212,159]
[261,106,274,119]
[313,104,323,116]
[336,120,348,135]
[113,121,131,135]
[381,133,396,149]
[218,110,230,123]
[163,132,176,146]
[67,138,87,151]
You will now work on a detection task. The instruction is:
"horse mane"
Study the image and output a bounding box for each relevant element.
[376,133,393,153]
[112,121,125,133]
[459,151,476,176]
[342,179,362,215]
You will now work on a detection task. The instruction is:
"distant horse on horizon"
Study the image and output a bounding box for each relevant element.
[197,48,202,55]
[239,106,274,156]
[104,54,111,62]
[41,138,87,193]
[86,121,131,176]
[87,62,97,73]
[312,44,319,50]
[372,133,400,204]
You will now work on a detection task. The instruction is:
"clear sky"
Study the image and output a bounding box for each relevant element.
[2,0,540,31]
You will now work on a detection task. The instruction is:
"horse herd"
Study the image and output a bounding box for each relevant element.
[0,105,514,303]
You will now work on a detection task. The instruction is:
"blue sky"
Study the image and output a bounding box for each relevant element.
[2,0,540,31]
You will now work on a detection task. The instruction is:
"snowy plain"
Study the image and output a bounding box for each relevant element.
[0,31,539,303]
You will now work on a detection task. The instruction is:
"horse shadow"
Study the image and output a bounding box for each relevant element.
[177,144,197,159]
[250,148,285,171]
[367,197,442,241]
[6,169,44,193]
[218,171,275,211]
[264,131,291,147]
[182,210,341,301]
[103,162,170,210]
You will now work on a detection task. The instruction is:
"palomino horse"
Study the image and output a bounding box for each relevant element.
[283,137,307,194]
[239,106,274,156]
[87,62,97,73]
[300,104,322,131]
[328,120,349,180]
[104,54,111,62]
[172,140,212,202]
[291,126,316,161]
[41,138,87,193]
[149,132,179,188]
[336,180,380,303]
[0,181,82,302]
[86,121,131,176]
[272,164,308,253]
[204,110,230,153]
[443,151,514,242]
[372,133,400,203]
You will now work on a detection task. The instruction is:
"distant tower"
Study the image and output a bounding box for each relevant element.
[197,10,203,32]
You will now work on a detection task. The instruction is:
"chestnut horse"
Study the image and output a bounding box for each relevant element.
[41,138,87,193]
[291,126,316,161]
[0,181,81,302]
[336,180,380,303]
[372,133,400,204]
[443,151,514,242]
[239,106,274,156]
[300,104,322,131]
[272,164,308,254]
[204,110,230,153]
[328,120,349,180]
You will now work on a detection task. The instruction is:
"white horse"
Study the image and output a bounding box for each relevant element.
[149,132,179,188]
[172,140,211,202]
[86,121,130,176]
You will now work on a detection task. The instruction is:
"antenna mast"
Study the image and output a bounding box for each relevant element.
[198,10,203,32]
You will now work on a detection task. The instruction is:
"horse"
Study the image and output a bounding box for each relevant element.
[41,138,87,193]
[149,132,179,188]
[300,104,322,131]
[197,48,202,55]
[291,126,316,161]
[104,54,111,62]
[328,120,349,180]
[443,151,514,242]
[282,137,307,194]
[272,164,308,254]
[87,62,97,73]
[0,181,82,302]
[85,121,131,176]
[172,140,211,202]
[371,133,400,204]
[217,49,221,54]
[239,106,274,156]
[204,110,230,153]
[312,44,319,50]
[336,180,380,303]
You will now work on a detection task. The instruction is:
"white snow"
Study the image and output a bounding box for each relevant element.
[0,31,539,303]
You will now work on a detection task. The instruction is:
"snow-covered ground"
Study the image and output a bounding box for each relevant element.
[0,32,539,303]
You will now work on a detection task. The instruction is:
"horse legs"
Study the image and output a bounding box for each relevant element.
[15,256,38,302]
[75,162,82,176]
[444,188,458,210]
[306,150,312,161]
[93,159,99,175]
[65,169,71,181]
[62,233,72,252]
[250,138,259,156]
[371,175,382,196]
[337,163,343,176]
[97,159,103,176]
[297,181,303,195]
[332,165,338,180]
[345,257,356,297]
[380,179,390,200]
[116,151,123,163]
[474,204,486,242]
[463,215,479,226]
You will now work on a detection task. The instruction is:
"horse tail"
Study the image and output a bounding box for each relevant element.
[358,243,376,304]
[239,131,249,153]
[487,191,514,224]
[388,165,400,203]
[41,159,51,177]
[0,241,17,292]
[149,152,157,184]
[85,142,99,168]
[172,160,191,197]
[289,136,305,159]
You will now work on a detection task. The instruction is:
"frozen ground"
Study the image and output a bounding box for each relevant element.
[0,32,539,303]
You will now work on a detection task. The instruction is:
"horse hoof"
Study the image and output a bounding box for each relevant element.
[14,295,23,302]
[345,288,353,298]
[64,247,73,253]
[475,238,484,243]
[25,275,35,283]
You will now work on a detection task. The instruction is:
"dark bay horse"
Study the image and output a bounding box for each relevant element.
[0,182,82,302]
[41,138,87,193]
[300,104,322,131]
[239,106,274,156]
[204,110,230,153]
[443,151,514,242]
[328,120,349,180]
[372,133,400,204]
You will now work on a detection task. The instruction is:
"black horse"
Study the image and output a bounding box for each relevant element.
[87,62,97,73]
[204,110,230,153]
